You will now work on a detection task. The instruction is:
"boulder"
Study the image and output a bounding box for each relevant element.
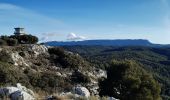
[16,83,34,96]
[0,83,35,100]
[108,97,119,100]
[10,90,34,100]
[73,86,90,97]
[11,52,29,66]
[29,44,48,56]
[95,69,107,78]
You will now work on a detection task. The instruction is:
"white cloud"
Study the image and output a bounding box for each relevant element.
[67,33,86,41]
[40,32,64,41]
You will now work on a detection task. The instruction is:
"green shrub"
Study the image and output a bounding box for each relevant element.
[48,47,65,57]
[0,61,29,86]
[71,71,90,84]
[0,50,13,63]
[10,35,38,44]
[7,38,18,46]
[0,39,7,46]
[99,60,161,100]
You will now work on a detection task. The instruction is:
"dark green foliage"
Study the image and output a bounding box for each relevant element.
[0,50,13,63]
[48,47,90,70]
[27,70,72,93]
[7,38,18,46]
[0,34,38,46]
[99,60,161,100]
[64,46,170,98]
[10,35,38,44]
[0,61,29,86]
[1,35,9,41]
[71,71,90,84]
[0,36,18,46]
[0,61,72,93]
[0,39,7,46]
[48,47,65,56]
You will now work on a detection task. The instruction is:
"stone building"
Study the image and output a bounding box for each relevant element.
[14,27,26,35]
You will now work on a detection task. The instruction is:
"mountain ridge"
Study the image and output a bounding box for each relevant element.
[44,39,170,47]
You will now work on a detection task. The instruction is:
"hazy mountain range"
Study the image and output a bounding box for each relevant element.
[44,39,170,47]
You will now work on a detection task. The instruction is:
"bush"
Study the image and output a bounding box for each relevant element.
[0,61,29,86]
[0,39,7,46]
[71,71,91,84]
[10,35,38,44]
[7,38,18,46]
[0,50,13,63]
[99,60,161,100]
[48,47,65,57]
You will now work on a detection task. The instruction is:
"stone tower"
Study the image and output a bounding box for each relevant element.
[14,27,26,35]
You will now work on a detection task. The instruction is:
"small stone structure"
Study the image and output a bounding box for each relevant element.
[14,27,26,35]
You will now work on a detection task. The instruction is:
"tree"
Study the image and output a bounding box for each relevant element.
[7,38,18,46]
[0,39,7,46]
[10,35,38,44]
[99,60,161,100]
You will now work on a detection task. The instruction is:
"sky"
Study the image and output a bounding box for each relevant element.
[0,0,170,44]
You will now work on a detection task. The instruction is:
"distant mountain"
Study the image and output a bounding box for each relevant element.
[44,39,170,47]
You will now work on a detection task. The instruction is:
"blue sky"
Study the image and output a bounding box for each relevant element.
[0,0,170,44]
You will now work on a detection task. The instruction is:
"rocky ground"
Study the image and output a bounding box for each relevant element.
[0,44,112,100]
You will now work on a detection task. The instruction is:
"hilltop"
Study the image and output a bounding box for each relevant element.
[0,44,108,99]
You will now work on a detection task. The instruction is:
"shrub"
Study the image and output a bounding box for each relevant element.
[71,71,90,84]
[0,61,29,86]
[7,38,18,46]
[10,35,38,44]
[0,39,7,46]
[99,60,161,100]
[48,47,65,57]
[0,50,13,63]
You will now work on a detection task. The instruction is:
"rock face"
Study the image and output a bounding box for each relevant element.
[11,52,29,66]
[4,44,49,67]
[29,44,48,57]
[0,83,35,100]
[0,44,110,99]
[73,86,90,97]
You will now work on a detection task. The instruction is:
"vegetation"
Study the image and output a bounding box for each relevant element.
[10,35,38,44]
[48,47,90,70]
[99,60,161,100]
[71,70,91,84]
[64,46,170,99]
[0,46,91,93]
[0,34,38,46]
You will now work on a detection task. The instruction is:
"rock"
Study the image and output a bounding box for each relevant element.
[10,90,34,100]
[73,86,90,97]
[11,52,29,66]
[56,72,62,76]
[29,44,48,56]
[16,83,34,96]
[59,92,72,96]
[95,69,107,78]
[108,97,119,100]
[0,83,35,100]
[1,87,20,96]
[89,85,99,95]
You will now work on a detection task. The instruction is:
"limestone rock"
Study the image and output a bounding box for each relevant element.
[29,44,48,56]
[11,52,29,66]
[73,86,90,97]
[0,83,35,100]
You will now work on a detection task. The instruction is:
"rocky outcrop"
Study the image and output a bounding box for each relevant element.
[73,86,90,97]
[0,44,110,99]
[29,44,48,57]
[11,52,29,66]
[0,83,35,100]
